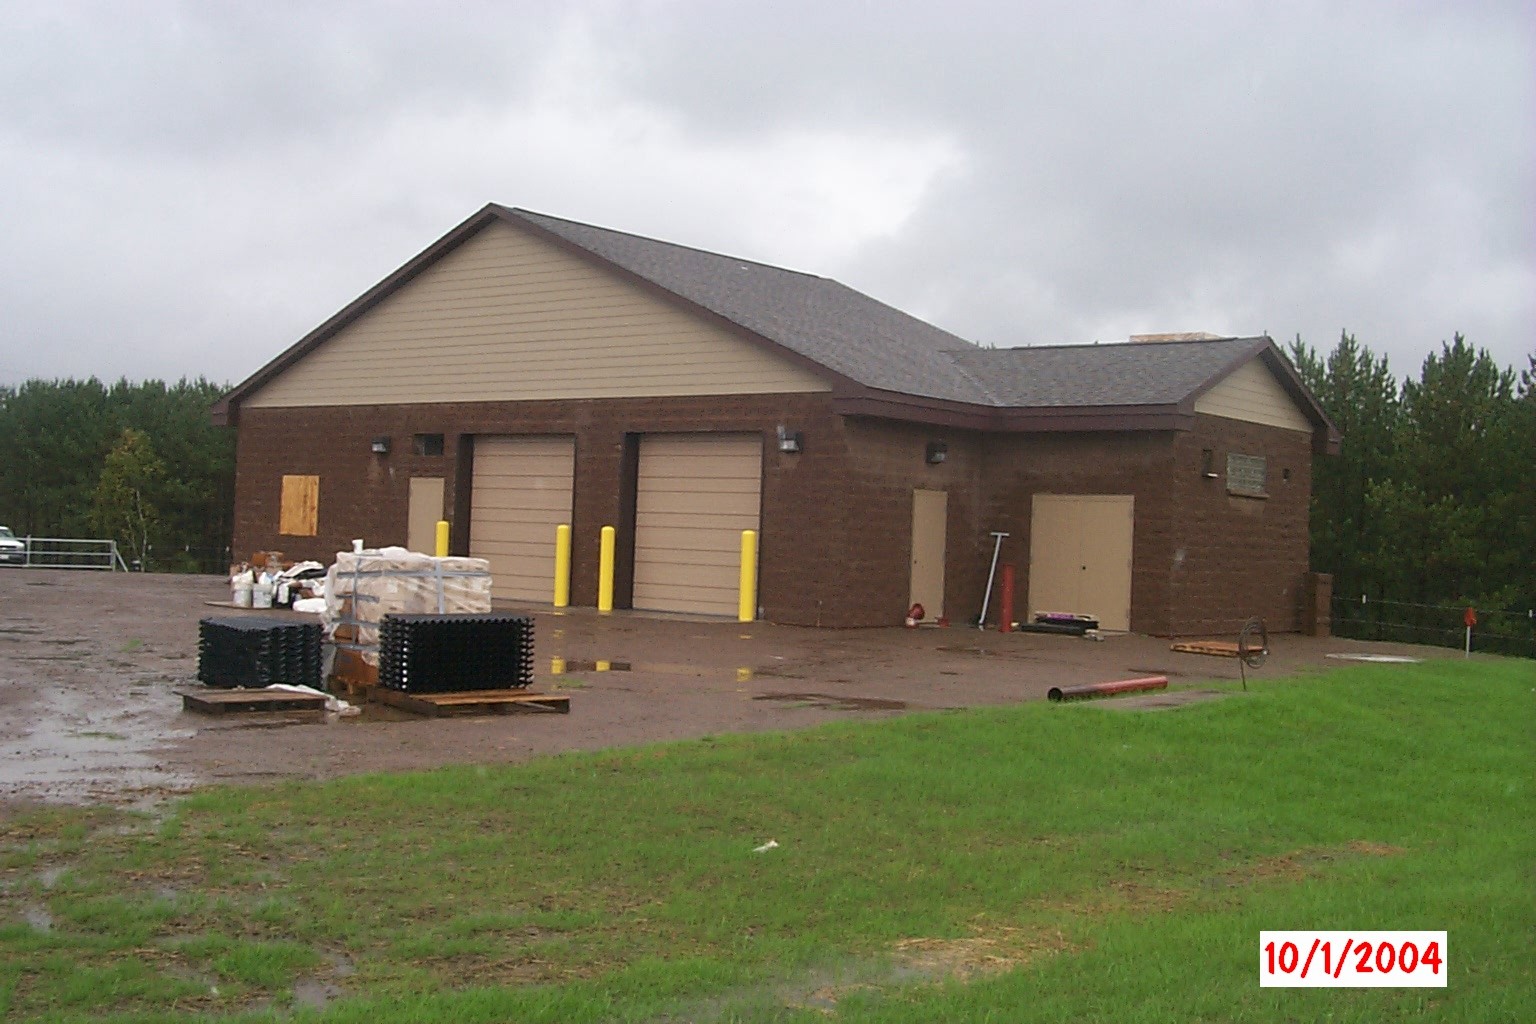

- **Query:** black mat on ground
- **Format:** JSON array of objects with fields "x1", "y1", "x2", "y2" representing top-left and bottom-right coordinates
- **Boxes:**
[
  {"x1": 378, "y1": 613, "x2": 535, "y2": 693},
  {"x1": 197, "y1": 616, "x2": 323, "y2": 689}
]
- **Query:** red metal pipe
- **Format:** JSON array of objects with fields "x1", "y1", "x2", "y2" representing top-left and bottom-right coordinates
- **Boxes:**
[
  {"x1": 1048, "y1": 675, "x2": 1168, "y2": 703},
  {"x1": 998, "y1": 564, "x2": 1015, "y2": 633}
]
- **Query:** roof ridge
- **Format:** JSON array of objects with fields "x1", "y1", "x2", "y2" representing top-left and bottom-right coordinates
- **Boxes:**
[
  {"x1": 942, "y1": 350, "x2": 1006, "y2": 405},
  {"x1": 973, "y1": 336, "x2": 1258, "y2": 354},
  {"x1": 503, "y1": 206, "x2": 827, "y2": 282}
]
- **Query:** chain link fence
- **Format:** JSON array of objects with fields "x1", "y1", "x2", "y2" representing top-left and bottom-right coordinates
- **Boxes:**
[{"x1": 1331, "y1": 596, "x2": 1535, "y2": 659}]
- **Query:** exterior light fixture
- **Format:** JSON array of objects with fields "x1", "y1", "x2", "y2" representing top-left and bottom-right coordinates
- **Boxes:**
[
  {"x1": 776, "y1": 426, "x2": 804, "y2": 453},
  {"x1": 925, "y1": 441, "x2": 948, "y2": 464},
  {"x1": 371, "y1": 435, "x2": 392, "y2": 454}
]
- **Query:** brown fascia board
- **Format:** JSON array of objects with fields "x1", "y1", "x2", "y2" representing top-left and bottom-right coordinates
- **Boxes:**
[
  {"x1": 211, "y1": 204, "x2": 511, "y2": 428},
  {"x1": 493, "y1": 207, "x2": 855, "y2": 394},
  {"x1": 1181, "y1": 336, "x2": 1342, "y2": 456},
  {"x1": 1256, "y1": 345, "x2": 1343, "y2": 454},
  {"x1": 830, "y1": 388, "x2": 999, "y2": 430},
  {"x1": 831, "y1": 387, "x2": 1194, "y2": 433}
]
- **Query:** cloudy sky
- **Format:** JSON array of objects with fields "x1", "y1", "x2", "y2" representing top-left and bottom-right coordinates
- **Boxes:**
[{"x1": 2, "y1": 1, "x2": 1531, "y2": 391}]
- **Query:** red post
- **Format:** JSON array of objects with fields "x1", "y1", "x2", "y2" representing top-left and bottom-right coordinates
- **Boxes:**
[{"x1": 998, "y1": 563, "x2": 1015, "y2": 632}]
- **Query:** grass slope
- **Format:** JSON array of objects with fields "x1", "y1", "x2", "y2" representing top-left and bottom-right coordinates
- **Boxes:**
[{"x1": 1, "y1": 659, "x2": 1532, "y2": 1022}]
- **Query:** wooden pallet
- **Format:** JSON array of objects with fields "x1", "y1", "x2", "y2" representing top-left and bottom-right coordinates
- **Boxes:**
[
  {"x1": 178, "y1": 688, "x2": 329, "y2": 714},
  {"x1": 370, "y1": 687, "x2": 570, "y2": 717},
  {"x1": 1169, "y1": 640, "x2": 1244, "y2": 658}
]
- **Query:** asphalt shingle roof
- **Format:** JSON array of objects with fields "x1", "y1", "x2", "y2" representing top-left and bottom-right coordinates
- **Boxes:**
[
  {"x1": 505, "y1": 207, "x2": 992, "y2": 404},
  {"x1": 219, "y1": 203, "x2": 1322, "y2": 434},
  {"x1": 950, "y1": 337, "x2": 1266, "y2": 408},
  {"x1": 506, "y1": 208, "x2": 1280, "y2": 413}
]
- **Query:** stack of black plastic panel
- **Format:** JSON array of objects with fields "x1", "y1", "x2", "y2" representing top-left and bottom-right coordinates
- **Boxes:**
[
  {"x1": 378, "y1": 613, "x2": 535, "y2": 693},
  {"x1": 197, "y1": 616, "x2": 323, "y2": 689}
]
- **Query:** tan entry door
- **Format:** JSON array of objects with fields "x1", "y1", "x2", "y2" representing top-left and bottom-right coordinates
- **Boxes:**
[
  {"x1": 470, "y1": 436, "x2": 575, "y2": 602},
  {"x1": 634, "y1": 434, "x2": 762, "y2": 616},
  {"x1": 407, "y1": 477, "x2": 444, "y2": 553},
  {"x1": 909, "y1": 489, "x2": 947, "y2": 620},
  {"x1": 1027, "y1": 494, "x2": 1134, "y2": 632}
]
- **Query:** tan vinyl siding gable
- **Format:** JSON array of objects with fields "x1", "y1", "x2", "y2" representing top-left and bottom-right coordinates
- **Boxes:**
[
  {"x1": 245, "y1": 221, "x2": 831, "y2": 408},
  {"x1": 1193, "y1": 357, "x2": 1312, "y2": 432}
]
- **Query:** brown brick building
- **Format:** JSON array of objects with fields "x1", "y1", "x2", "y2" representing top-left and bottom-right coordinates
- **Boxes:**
[{"x1": 214, "y1": 205, "x2": 1338, "y2": 634}]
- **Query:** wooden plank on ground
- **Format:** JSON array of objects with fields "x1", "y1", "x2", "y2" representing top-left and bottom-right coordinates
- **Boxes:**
[
  {"x1": 179, "y1": 688, "x2": 329, "y2": 714},
  {"x1": 371, "y1": 687, "x2": 570, "y2": 717},
  {"x1": 1169, "y1": 641, "x2": 1242, "y2": 658}
]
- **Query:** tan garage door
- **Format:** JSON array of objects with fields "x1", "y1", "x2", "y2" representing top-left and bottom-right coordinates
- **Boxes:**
[
  {"x1": 470, "y1": 436, "x2": 575, "y2": 602},
  {"x1": 1027, "y1": 494, "x2": 1134, "y2": 632},
  {"x1": 634, "y1": 434, "x2": 762, "y2": 616}
]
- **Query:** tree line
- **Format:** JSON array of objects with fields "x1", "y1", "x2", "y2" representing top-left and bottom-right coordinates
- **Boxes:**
[
  {"x1": 1289, "y1": 332, "x2": 1535, "y2": 648},
  {"x1": 0, "y1": 378, "x2": 235, "y2": 571}
]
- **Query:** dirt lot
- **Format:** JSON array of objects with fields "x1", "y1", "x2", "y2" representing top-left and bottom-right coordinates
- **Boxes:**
[{"x1": 0, "y1": 569, "x2": 1448, "y2": 807}]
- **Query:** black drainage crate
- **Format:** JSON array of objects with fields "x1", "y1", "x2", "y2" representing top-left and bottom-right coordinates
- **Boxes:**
[
  {"x1": 198, "y1": 616, "x2": 323, "y2": 689},
  {"x1": 378, "y1": 613, "x2": 535, "y2": 693}
]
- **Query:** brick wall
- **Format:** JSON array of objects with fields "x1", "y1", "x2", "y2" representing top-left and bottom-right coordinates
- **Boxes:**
[
  {"x1": 835, "y1": 419, "x2": 988, "y2": 625},
  {"x1": 235, "y1": 395, "x2": 890, "y2": 627},
  {"x1": 232, "y1": 403, "x2": 1315, "y2": 633},
  {"x1": 1166, "y1": 416, "x2": 1314, "y2": 635},
  {"x1": 980, "y1": 431, "x2": 1180, "y2": 634}
]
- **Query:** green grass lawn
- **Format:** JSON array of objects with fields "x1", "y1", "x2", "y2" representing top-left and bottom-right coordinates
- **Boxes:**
[{"x1": 2, "y1": 658, "x2": 1532, "y2": 1022}]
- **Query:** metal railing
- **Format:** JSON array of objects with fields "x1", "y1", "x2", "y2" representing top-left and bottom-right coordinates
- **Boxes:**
[
  {"x1": 13, "y1": 536, "x2": 130, "y2": 571},
  {"x1": 1331, "y1": 596, "x2": 1535, "y2": 659}
]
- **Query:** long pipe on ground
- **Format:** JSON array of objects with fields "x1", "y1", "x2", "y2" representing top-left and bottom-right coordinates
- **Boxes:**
[{"x1": 1048, "y1": 676, "x2": 1168, "y2": 703}]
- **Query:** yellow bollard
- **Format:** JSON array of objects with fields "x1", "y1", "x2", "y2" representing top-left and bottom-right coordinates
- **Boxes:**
[
  {"x1": 553, "y1": 524, "x2": 571, "y2": 607},
  {"x1": 738, "y1": 529, "x2": 758, "y2": 622},
  {"x1": 434, "y1": 520, "x2": 449, "y2": 558},
  {"x1": 598, "y1": 525, "x2": 616, "y2": 613}
]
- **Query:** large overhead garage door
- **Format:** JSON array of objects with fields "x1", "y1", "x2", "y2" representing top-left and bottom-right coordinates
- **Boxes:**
[
  {"x1": 1027, "y1": 494, "x2": 1134, "y2": 632},
  {"x1": 470, "y1": 436, "x2": 575, "y2": 602},
  {"x1": 634, "y1": 434, "x2": 762, "y2": 616}
]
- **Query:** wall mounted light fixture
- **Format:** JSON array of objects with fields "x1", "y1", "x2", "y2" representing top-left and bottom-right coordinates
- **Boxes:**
[
  {"x1": 371, "y1": 435, "x2": 392, "y2": 455},
  {"x1": 925, "y1": 441, "x2": 948, "y2": 464},
  {"x1": 1200, "y1": 448, "x2": 1218, "y2": 478},
  {"x1": 776, "y1": 426, "x2": 804, "y2": 453}
]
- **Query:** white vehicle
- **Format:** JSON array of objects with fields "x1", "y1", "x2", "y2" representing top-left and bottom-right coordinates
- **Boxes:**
[{"x1": 0, "y1": 526, "x2": 25, "y2": 565}]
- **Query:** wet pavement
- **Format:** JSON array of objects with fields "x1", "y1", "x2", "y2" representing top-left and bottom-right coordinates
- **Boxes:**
[{"x1": 0, "y1": 569, "x2": 1456, "y2": 807}]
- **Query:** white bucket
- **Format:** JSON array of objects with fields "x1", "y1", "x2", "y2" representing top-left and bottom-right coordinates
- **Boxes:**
[
  {"x1": 252, "y1": 581, "x2": 274, "y2": 609},
  {"x1": 232, "y1": 580, "x2": 253, "y2": 607}
]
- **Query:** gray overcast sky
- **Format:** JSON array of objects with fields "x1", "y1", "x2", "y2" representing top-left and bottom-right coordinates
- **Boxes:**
[{"x1": 2, "y1": 1, "x2": 1531, "y2": 390}]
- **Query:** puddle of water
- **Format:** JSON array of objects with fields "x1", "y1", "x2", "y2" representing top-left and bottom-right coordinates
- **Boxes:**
[
  {"x1": 753, "y1": 692, "x2": 908, "y2": 712},
  {"x1": 292, "y1": 977, "x2": 344, "y2": 1009},
  {"x1": 549, "y1": 658, "x2": 756, "y2": 681},
  {"x1": 325, "y1": 951, "x2": 357, "y2": 977},
  {"x1": 336, "y1": 704, "x2": 419, "y2": 724},
  {"x1": 552, "y1": 658, "x2": 632, "y2": 673},
  {"x1": 24, "y1": 905, "x2": 53, "y2": 932},
  {"x1": 0, "y1": 685, "x2": 199, "y2": 804},
  {"x1": 39, "y1": 865, "x2": 68, "y2": 889}
]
